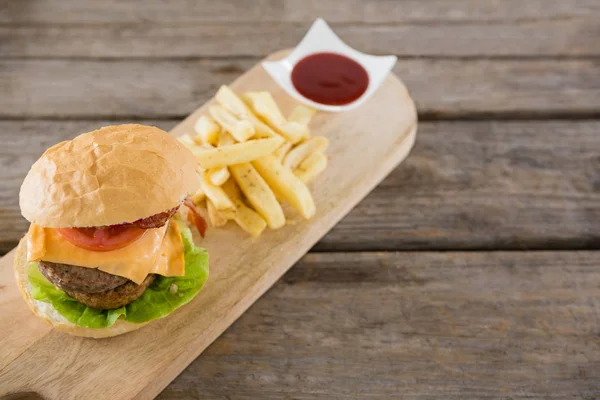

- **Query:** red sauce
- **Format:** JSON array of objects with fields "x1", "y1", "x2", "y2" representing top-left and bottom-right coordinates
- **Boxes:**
[{"x1": 291, "y1": 52, "x2": 369, "y2": 106}]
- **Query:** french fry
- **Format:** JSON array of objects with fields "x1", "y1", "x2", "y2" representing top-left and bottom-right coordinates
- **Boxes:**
[
  {"x1": 243, "y1": 92, "x2": 308, "y2": 143},
  {"x1": 200, "y1": 171, "x2": 234, "y2": 210},
  {"x1": 186, "y1": 146, "x2": 209, "y2": 160},
  {"x1": 273, "y1": 142, "x2": 293, "y2": 162},
  {"x1": 222, "y1": 179, "x2": 267, "y2": 237},
  {"x1": 216, "y1": 85, "x2": 281, "y2": 140},
  {"x1": 194, "y1": 115, "x2": 220, "y2": 145},
  {"x1": 178, "y1": 134, "x2": 200, "y2": 148},
  {"x1": 216, "y1": 85, "x2": 253, "y2": 120},
  {"x1": 190, "y1": 186, "x2": 206, "y2": 204},
  {"x1": 209, "y1": 105, "x2": 255, "y2": 142},
  {"x1": 281, "y1": 121, "x2": 310, "y2": 143},
  {"x1": 218, "y1": 130, "x2": 235, "y2": 146},
  {"x1": 248, "y1": 112, "x2": 279, "y2": 139},
  {"x1": 208, "y1": 167, "x2": 230, "y2": 186},
  {"x1": 215, "y1": 91, "x2": 280, "y2": 139},
  {"x1": 252, "y1": 155, "x2": 316, "y2": 219},
  {"x1": 243, "y1": 92, "x2": 286, "y2": 125},
  {"x1": 230, "y1": 163, "x2": 285, "y2": 229},
  {"x1": 288, "y1": 105, "x2": 316, "y2": 126},
  {"x1": 207, "y1": 199, "x2": 232, "y2": 227},
  {"x1": 183, "y1": 86, "x2": 326, "y2": 237},
  {"x1": 233, "y1": 202, "x2": 268, "y2": 237},
  {"x1": 283, "y1": 136, "x2": 329, "y2": 170},
  {"x1": 194, "y1": 137, "x2": 283, "y2": 169},
  {"x1": 294, "y1": 151, "x2": 328, "y2": 184}
]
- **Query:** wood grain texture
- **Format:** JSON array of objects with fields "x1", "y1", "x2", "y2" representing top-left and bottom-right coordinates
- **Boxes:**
[
  {"x1": 3, "y1": 0, "x2": 599, "y2": 23},
  {"x1": 1, "y1": 1, "x2": 599, "y2": 397},
  {"x1": 4, "y1": 20, "x2": 600, "y2": 58},
  {"x1": 157, "y1": 251, "x2": 600, "y2": 399},
  {"x1": 323, "y1": 120, "x2": 600, "y2": 251},
  {"x1": 2, "y1": 120, "x2": 599, "y2": 254},
  {"x1": 1, "y1": 58, "x2": 600, "y2": 119},
  {"x1": 0, "y1": 51, "x2": 417, "y2": 400}
]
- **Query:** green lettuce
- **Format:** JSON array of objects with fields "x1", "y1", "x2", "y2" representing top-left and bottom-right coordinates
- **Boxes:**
[{"x1": 27, "y1": 221, "x2": 209, "y2": 329}]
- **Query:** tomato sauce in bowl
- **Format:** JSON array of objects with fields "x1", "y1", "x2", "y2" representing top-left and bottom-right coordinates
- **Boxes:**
[
  {"x1": 261, "y1": 18, "x2": 397, "y2": 112},
  {"x1": 291, "y1": 52, "x2": 369, "y2": 106}
]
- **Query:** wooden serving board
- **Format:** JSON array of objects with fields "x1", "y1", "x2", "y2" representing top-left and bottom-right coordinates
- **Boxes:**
[{"x1": 0, "y1": 50, "x2": 417, "y2": 400}]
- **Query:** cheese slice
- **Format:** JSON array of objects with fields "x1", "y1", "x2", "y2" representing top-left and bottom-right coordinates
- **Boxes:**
[
  {"x1": 27, "y1": 222, "x2": 185, "y2": 284},
  {"x1": 150, "y1": 221, "x2": 185, "y2": 277}
]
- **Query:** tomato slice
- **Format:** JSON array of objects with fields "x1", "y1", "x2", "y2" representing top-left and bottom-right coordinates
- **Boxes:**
[{"x1": 56, "y1": 225, "x2": 146, "y2": 252}]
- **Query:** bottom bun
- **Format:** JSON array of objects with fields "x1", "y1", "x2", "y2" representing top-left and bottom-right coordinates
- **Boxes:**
[{"x1": 14, "y1": 237, "x2": 148, "y2": 338}]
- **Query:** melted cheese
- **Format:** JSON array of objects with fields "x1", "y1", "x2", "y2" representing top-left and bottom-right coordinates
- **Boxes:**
[
  {"x1": 150, "y1": 221, "x2": 185, "y2": 277},
  {"x1": 27, "y1": 222, "x2": 185, "y2": 284}
]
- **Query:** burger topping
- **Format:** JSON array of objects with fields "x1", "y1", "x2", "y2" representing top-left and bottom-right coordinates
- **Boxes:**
[
  {"x1": 53, "y1": 206, "x2": 182, "y2": 253},
  {"x1": 119, "y1": 205, "x2": 180, "y2": 230},
  {"x1": 39, "y1": 261, "x2": 129, "y2": 294},
  {"x1": 55, "y1": 225, "x2": 146, "y2": 252},
  {"x1": 184, "y1": 197, "x2": 208, "y2": 238},
  {"x1": 64, "y1": 273, "x2": 156, "y2": 310},
  {"x1": 27, "y1": 222, "x2": 185, "y2": 284}
]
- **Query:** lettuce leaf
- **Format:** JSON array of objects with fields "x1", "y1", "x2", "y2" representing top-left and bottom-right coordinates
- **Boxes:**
[{"x1": 27, "y1": 221, "x2": 209, "y2": 329}]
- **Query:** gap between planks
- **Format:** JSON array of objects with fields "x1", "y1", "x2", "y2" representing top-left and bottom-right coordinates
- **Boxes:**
[{"x1": 3, "y1": 114, "x2": 600, "y2": 122}]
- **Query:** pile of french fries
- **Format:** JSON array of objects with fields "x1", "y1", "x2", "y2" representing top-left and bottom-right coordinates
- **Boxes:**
[{"x1": 179, "y1": 85, "x2": 328, "y2": 237}]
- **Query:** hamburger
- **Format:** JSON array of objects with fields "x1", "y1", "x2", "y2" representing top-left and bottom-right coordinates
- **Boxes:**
[{"x1": 14, "y1": 124, "x2": 209, "y2": 338}]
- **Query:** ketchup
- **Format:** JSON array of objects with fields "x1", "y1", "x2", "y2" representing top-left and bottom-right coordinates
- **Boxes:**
[{"x1": 291, "y1": 52, "x2": 369, "y2": 106}]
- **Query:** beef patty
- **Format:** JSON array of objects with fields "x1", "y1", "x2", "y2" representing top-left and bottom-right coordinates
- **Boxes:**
[
  {"x1": 39, "y1": 261, "x2": 155, "y2": 309},
  {"x1": 39, "y1": 261, "x2": 128, "y2": 293},
  {"x1": 65, "y1": 274, "x2": 155, "y2": 310}
]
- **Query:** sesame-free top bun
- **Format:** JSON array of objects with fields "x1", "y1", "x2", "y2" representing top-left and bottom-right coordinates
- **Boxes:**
[
  {"x1": 20, "y1": 124, "x2": 199, "y2": 228},
  {"x1": 14, "y1": 238, "x2": 147, "y2": 338}
]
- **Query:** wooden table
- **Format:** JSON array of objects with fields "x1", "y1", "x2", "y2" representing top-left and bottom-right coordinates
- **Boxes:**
[{"x1": 2, "y1": 1, "x2": 599, "y2": 398}]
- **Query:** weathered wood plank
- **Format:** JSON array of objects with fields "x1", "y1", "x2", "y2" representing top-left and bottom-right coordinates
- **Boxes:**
[
  {"x1": 322, "y1": 120, "x2": 600, "y2": 252},
  {"x1": 157, "y1": 251, "x2": 600, "y2": 399},
  {"x1": 3, "y1": 0, "x2": 599, "y2": 23},
  {"x1": 1, "y1": 59, "x2": 599, "y2": 118},
  {"x1": 2, "y1": 120, "x2": 598, "y2": 254},
  {"x1": 3, "y1": 19, "x2": 600, "y2": 58}
]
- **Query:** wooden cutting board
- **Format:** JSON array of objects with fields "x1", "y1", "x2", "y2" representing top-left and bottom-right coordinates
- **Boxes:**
[{"x1": 0, "y1": 50, "x2": 417, "y2": 400}]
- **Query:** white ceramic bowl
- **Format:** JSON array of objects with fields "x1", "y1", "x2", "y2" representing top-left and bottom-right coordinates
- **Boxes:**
[{"x1": 262, "y1": 18, "x2": 397, "y2": 112}]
